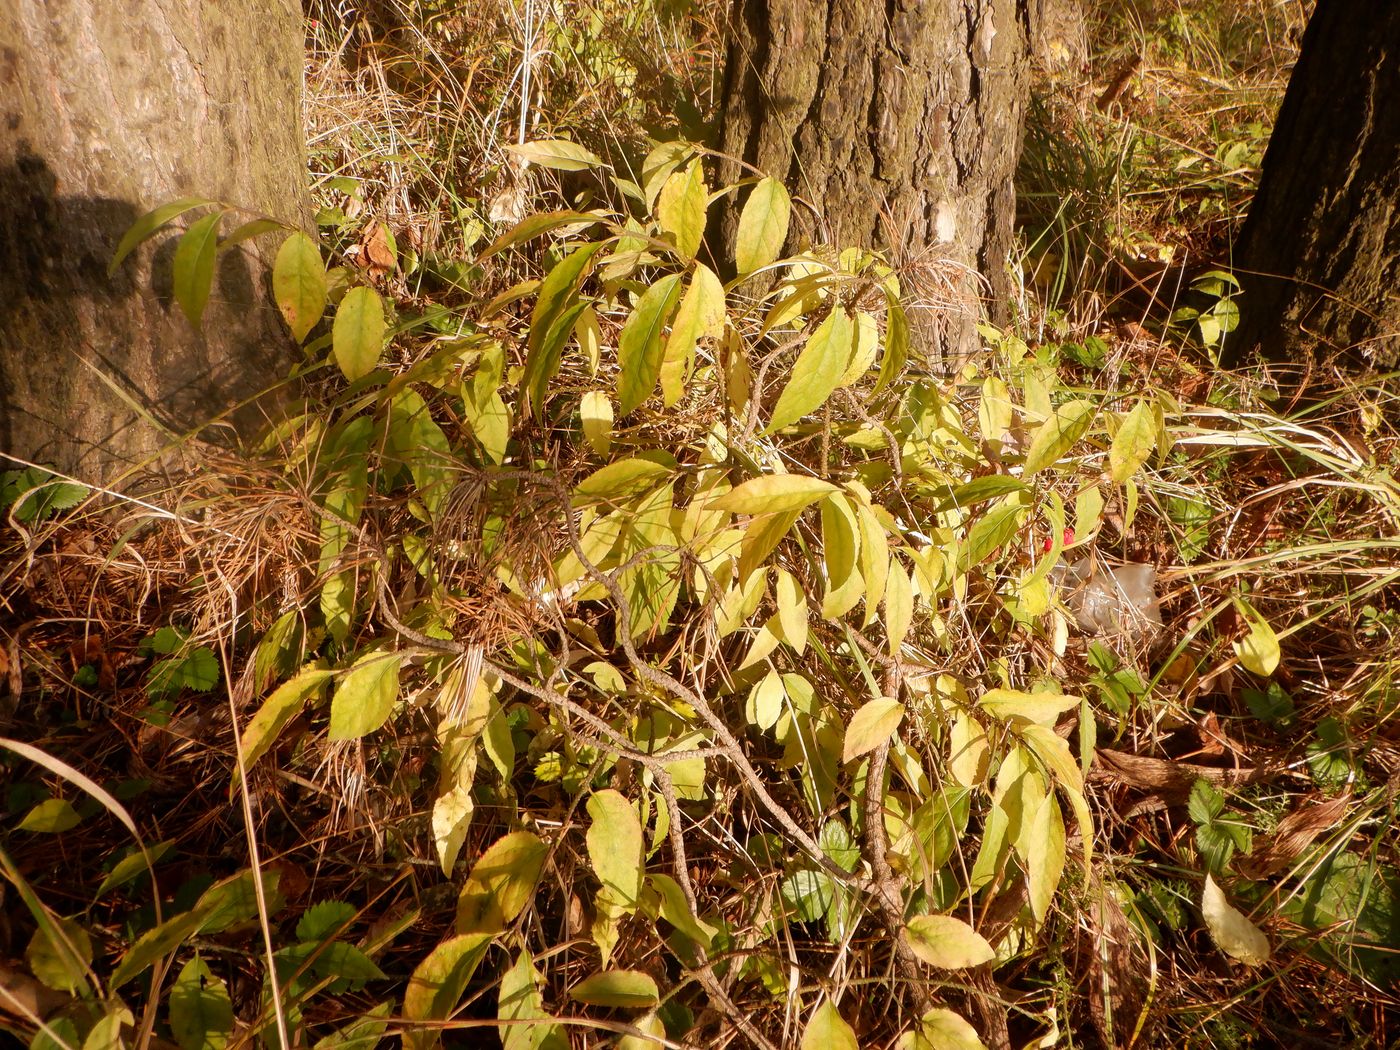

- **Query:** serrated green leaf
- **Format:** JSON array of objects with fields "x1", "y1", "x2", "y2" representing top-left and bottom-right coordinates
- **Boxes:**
[
  {"x1": 328, "y1": 650, "x2": 402, "y2": 740},
  {"x1": 904, "y1": 914, "x2": 995, "y2": 969},
  {"x1": 273, "y1": 231, "x2": 327, "y2": 342},
  {"x1": 617, "y1": 274, "x2": 684, "y2": 414},
  {"x1": 173, "y1": 210, "x2": 222, "y2": 327},
  {"x1": 333, "y1": 286, "x2": 386, "y2": 381},
  {"x1": 296, "y1": 900, "x2": 357, "y2": 943},
  {"x1": 1024, "y1": 398, "x2": 1095, "y2": 476},
  {"x1": 735, "y1": 177, "x2": 790, "y2": 274},
  {"x1": 765, "y1": 308, "x2": 854, "y2": 434},
  {"x1": 25, "y1": 915, "x2": 92, "y2": 993},
  {"x1": 504, "y1": 139, "x2": 604, "y2": 171},
  {"x1": 569, "y1": 970, "x2": 659, "y2": 1008}
]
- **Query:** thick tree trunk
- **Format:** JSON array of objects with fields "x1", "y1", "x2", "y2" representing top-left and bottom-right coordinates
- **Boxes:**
[
  {"x1": 715, "y1": 0, "x2": 1032, "y2": 369},
  {"x1": 0, "y1": 0, "x2": 308, "y2": 478},
  {"x1": 1224, "y1": 0, "x2": 1400, "y2": 370}
]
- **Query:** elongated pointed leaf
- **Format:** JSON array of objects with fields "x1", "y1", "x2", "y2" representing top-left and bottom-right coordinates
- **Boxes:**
[
  {"x1": 456, "y1": 831, "x2": 549, "y2": 934},
  {"x1": 404, "y1": 933, "x2": 493, "y2": 1049},
  {"x1": 569, "y1": 970, "x2": 659, "y2": 1008},
  {"x1": 656, "y1": 160, "x2": 708, "y2": 260},
  {"x1": 735, "y1": 177, "x2": 791, "y2": 274},
  {"x1": 109, "y1": 197, "x2": 216, "y2": 275},
  {"x1": 715, "y1": 475, "x2": 837, "y2": 516},
  {"x1": 173, "y1": 211, "x2": 222, "y2": 327},
  {"x1": 1109, "y1": 400, "x2": 1158, "y2": 483},
  {"x1": 586, "y1": 790, "x2": 644, "y2": 911},
  {"x1": 1202, "y1": 874, "x2": 1270, "y2": 965},
  {"x1": 505, "y1": 139, "x2": 604, "y2": 171},
  {"x1": 765, "y1": 308, "x2": 854, "y2": 434},
  {"x1": 842, "y1": 697, "x2": 905, "y2": 763},
  {"x1": 616, "y1": 274, "x2": 683, "y2": 414},
  {"x1": 1024, "y1": 399, "x2": 1095, "y2": 476},
  {"x1": 660, "y1": 263, "x2": 725, "y2": 406}
]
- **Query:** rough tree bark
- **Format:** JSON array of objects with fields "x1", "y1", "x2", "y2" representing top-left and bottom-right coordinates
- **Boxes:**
[
  {"x1": 715, "y1": 0, "x2": 1032, "y2": 368},
  {"x1": 0, "y1": 0, "x2": 308, "y2": 478},
  {"x1": 1223, "y1": 0, "x2": 1400, "y2": 370}
]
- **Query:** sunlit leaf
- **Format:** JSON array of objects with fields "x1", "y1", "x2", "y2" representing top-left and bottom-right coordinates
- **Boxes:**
[
  {"x1": 170, "y1": 956, "x2": 233, "y2": 1050},
  {"x1": 617, "y1": 274, "x2": 684, "y2": 414},
  {"x1": 977, "y1": 688, "x2": 1080, "y2": 726},
  {"x1": 1024, "y1": 398, "x2": 1095, "y2": 476},
  {"x1": 801, "y1": 1000, "x2": 857, "y2": 1050},
  {"x1": 843, "y1": 697, "x2": 905, "y2": 763},
  {"x1": 581, "y1": 390, "x2": 613, "y2": 456},
  {"x1": 660, "y1": 263, "x2": 725, "y2": 406},
  {"x1": 1201, "y1": 873, "x2": 1271, "y2": 966},
  {"x1": 715, "y1": 475, "x2": 837, "y2": 516},
  {"x1": 403, "y1": 933, "x2": 493, "y2": 1049},
  {"x1": 586, "y1": 790, "x2": 644, "y2": 911},
  {"x1": 18, "y1": 798, "x2": 82, "y2": 833},
  {"x1": 273, "y1": 231, "x2": 327, "y2": 343},
  {"x1": 656, "y1": 160, "x2": 708, "y2": 260},
  {"x1": 432, "y1": 784, "x2": 475, "y2": 878},
  {"x1": 456, "y1": 831, "x2": 549, "y2": 934},
  {"x1": 904, "y1": 914, "x2": 995, "y2": 969},
  {"x1": 1233, "y1": 596, "x2": 1281, "y2": 676},
  {"x1": 734, "y1": 177, "x2": 790, "y2": 274},
  {"x1": 332, "y1": 286, "x2": 386, "y2": 381},
  {"x1": 109, "y1": 197, "x2": 216, "y2": 275},
  {"x1": 572, "y1": 457, "x2": 672, "y2": 506},
  {"x1": 328, "y1": 650, "x2": 402, "y2": 741},
  {"x1": 765, "y1": 308, "x2": 854, "y2": 434},
  {"x1": 568, "y1": 970, "x2": 659, "y2": 1008},
  {"x1": 504, "y1": 139, "x2": 605, "y2": 171},
  {"x1": 236, "y1": 666, "x2": 333, "y2": 777},
  {"x1": 1109, "y1": 399, "x2": 1158, "y2": 483}
]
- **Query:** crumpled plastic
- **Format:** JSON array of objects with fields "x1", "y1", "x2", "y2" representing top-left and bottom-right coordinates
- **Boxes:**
[{"x1": 1052, "y1": 559, "x2": 1162, "y2": 638}]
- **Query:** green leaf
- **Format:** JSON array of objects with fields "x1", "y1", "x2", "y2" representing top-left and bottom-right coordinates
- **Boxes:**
[
  {"x1": 313, "y1": 1004, "x2": 394, "y2": 1050},
  {"x1": 97, "y1": 839, "x2": 176, "y2": 896},
  {"x1": 1109, "y1": 400, "x2": 1158, "y2": 483},
  {"x1": 586, "y1": 789, "x2": 645, "y2": 911},
  {"x1": 715, "y1": 475, "x2": 837, "y2": 516},
  {"x1": 220, "y1": 217, "x2": 285, "y2": 249},
  {"x1": 25, "y1": 915, "x2": 92, "y2": 993},
  {"x1": 977, "y1": 689, "x2": 1080, "y2": 727},
  {"x1": 801, "y1": 1000, "x2": 857, "y2": 1050},
  {"x1": 1232, "y1": 596, "x2": 1281, "y2": 676},
  {"x1": 403, "y1": 933, "x2": 494, "y2": 1049},
  {"x1": 523, "y1": 242, "x2": 605, "y2": 416},
  {"x1": 644, "y1": 874, "x2": 718, "y2": 949},
  {"x1": 170, "y1": 956, "x2": 233, "y2": 1050},
  {"x1": 237, "y1": 666, "x2": 334, "y2": 776},
  {"x1": 1024, "y1": 398, "x2": 1095, "y2": 476},
  {"x1": 781, "y1": 868, "x2": 837, "y2": 922},
  {"x1": 617, "y1": 273, "x2": 684, "y2": 414},
  {"x1": 109, "y1": 197, "x2": 217, "y2": 275},
  {"x1": 333, "y1": 286, "x2": 387, "y2": 382},
  {"x1": 273, "y1": 231, "x2": 328, "y2": 343},
  {"x1": 386, "y1": 389, "x2": 454, "y2": 518},
  {"x1": 842, "y1": 697, "x2": 905, "y2": 763},
  {"x1": 872, "y1": 290, "x2": 908, "y2": 397},
  {"x1": 297, "y1": 900, "x2": 357, "y2": 943},
  {"x1": 568, "y1": 970, "x2": 659, "y2": 1008},
  {"x1": 173, "y1": 210, "x2": 223, "y2": 327},
  {"x1": 820, "y1": 493, "x2": 863, "y2": 619},
  {"x1": 1187, "y1": 779, "x2": 1225, "y2": 826},
  {"x1": 957, "y1": 499, "x2": 1025, "y2": 573},
  {"x1": 764, "y1": 308, "x2": 854, "y2": 434},
  {"x1": 477, "y1": 209, "x2": 604, "y2": 262},
  {"x1": 734, "y1": 177, "x2": 791, "y2": 274},
  {"x1": 656, "y1": 160, "x2": 708, "y2": 261},
  {"x1": 328, "y1": 650, "x2": 402, "y2": 741},
  {"x1": 498, "y1": 951, "x2": 563, "y2": 1050},
  {"x1": 456, "y1": 831, "x2": 549, "y2": 934},
  {"x1": 904, "y1": 914, "x2": 996, "y2": 969},
  {"x1": 18, "y1": 798, "x2": 82, "y2": 833},
  {"x1": 504, "y1": 139, "x2": 605, "y2": 171}
]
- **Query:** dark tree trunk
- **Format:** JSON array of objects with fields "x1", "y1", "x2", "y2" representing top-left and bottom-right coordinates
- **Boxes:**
[
  {"x1": 0, "y1": 0, "x2": 308, "y2": 478},
  {"x1": 715, "y1": 0, "x2": 1032, "y2": 369},
  {"x1": 1224, "y1": 0, "x2": 1400, "y2": 370}
]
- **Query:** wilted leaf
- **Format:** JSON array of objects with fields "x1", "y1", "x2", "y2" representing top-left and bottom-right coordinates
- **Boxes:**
[
  {"x1": 842, "y1": 697, "x2": 905, "y2": 763},
  {"x1": 734, "y1": 177, "x2": 791, "y2": 274},
  {"x1": 432, "y1": 784, "x2": 475, "y2": 878},
  {"x1": 1201, "y1": 874, "x2": 1270, "y2": 966},
  {"x1": 904, "y1": 914, "x2": 996, "y2": 969}
]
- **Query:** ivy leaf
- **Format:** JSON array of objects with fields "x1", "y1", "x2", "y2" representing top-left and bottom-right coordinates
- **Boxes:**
[
  {"x1": 904, "y1": 914, "x2": 996, "y2": 969},
  {"x1": 734, "y1": 177, "x2": 791, "y2": 274},
  {"x1": 332, "y1": 286, "x2": 386, "y2": 382}
]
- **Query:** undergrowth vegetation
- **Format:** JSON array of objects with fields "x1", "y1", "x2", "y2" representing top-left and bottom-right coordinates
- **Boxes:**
[{"x1": 3, "y1": 2, "x2": 1398, "y2": 1049}]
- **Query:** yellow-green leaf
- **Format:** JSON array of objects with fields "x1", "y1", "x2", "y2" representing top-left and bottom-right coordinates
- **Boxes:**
[
  {"x1": 586, "y1": 789, "x2": 645, "y2": 911},
  {"x1": 273, "y1": 231, "x2": 327, "y2": 343},
  {"x1": 765, "y1": 308, "x2": 854, "y2": 434},
  {"x1": 904, "y1": 914, "x2": 995, "y2": 969},
  {"x1": 332, "y1": 286, "x2": 386, "y2": 382},
  {"x1": 774, "y1": 569, "x2": 809, "y2": 653},
  {"x1": 1025, "y1": 792, "x2": 1067, "y2": 926},
  {"x1": 25, "y1": 916, "x2": 92, "y2": 993},
  {"x1": 734, "y1": 177, "x2": 791, "y2": 274},
  {"x1": 820, "y1": 493, "x2": 864, "y2": 620},
  {"x1": 504, "y1": 139, "x2": 604, "y2": 171},
  {"x1": 801, "y1": 1000, "x2": 858, "y2": 1050},
  {"x1": 170, "y1": 956, "x2": 233, "y2": 1050},
  {"x1": 746, "y1": 669, "x2": 786, "y2": 731},
  {"x1": 237, "y1": 666, "x2": 334, "y2": 777},
  {"x1": 432, "y1": 784, "x2": 475, "y2": 878},
  {"x1": 173, "y1": 210, "x2": 222, "y2": 328},
  {"x1": 617, "y1": 274, "x2": 684, "y2": 414},
  {"x1": 1201, "y1": 874, "x2": 1271, "y2": 966},
  {"x1": 948, "y1": 709, "x2": 990, "y2": 788},
  {"x1": 885, "y1": 556, "x2": 914, "y2": 656},
  {"x1": 910, "y1": 1009, "x2": 989, "y2": 1050},
  {"x1": 109, "y1": 197, "x2": 216, "y2": 275},
  {"x1": 456, "y1": 831, "x2": 549, "y2": 934},
  {"x1": 1232, "y1": 597, "x2": 1281, "y2": 676},
  {"x1": 660, "y1": 263, "x2": 725, "y2": 406},
  {"x1": 977, "y1": 688, "x2": 1080, "y2": 726},
  {"x1": 843, "y1": 697, "x2": 905, "y2": 763},
  {"x1": 404, "y1": 933, "x2": 493, "y2": 1049},
  {"x1": 715, "y1": 475, "x2": 837, "y2": 516},
  {"x1": 1024, "y1": 398, "x2": 1095, "y2": 476},
  {"x1": 569, "y1": 970, "x2": 659, "y2": 1008},
  {"x1": 656, "y1": 160, "x2": 708, "y2": 260},
  {"x1": 18, "y1": 798, "x2": 82, "y2": 833},
  {"x1": 573, "y1": 458, "x2": 672, "y2": 506},
  {"x1": 328, "y1": 650, "x2": 402, "y2": 740},
  {"x1": 1109, "y1": 399, "x2": 1158, "y2": 483}
]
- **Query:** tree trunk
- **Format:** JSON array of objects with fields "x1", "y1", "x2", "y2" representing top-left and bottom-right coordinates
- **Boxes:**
[
  {"x1": 715, "y1": 0, "x2": 1032, "y2": 369},
  {"x1": 0, "y1": 0, "x2": 308, "y2": 479},
  {"x1": 1224, "y1": 0, "x2": 1400, "y2": 370}
]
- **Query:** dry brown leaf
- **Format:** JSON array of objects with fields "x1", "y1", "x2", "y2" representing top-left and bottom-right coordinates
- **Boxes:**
[{"x1": 1238, "y1": 793, "x2": 1350, "y2": 879}]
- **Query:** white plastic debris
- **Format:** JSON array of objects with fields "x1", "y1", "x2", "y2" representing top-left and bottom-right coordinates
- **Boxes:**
[{"x1": 1052, "y1": 559, "x2": 1162, "y2": 638}]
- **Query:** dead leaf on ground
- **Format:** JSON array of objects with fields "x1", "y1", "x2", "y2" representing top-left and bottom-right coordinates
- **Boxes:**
[{"x1": 1237, "y1": 793, "x2": 1351, "y2": 879}]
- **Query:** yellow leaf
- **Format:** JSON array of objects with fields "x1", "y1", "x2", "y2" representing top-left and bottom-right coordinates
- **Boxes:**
[
  {"x1": 842, "y1": 697, "x2": 905, "y2": 763},
  {"x1": 1109, "y1": 399, "x2": 1158, "y2": 483},
  {"x1": 977, "y1": 688, "x2": 1080, "y2": 726},
  {"x1": 1024, "y1": 398, "x2": 1095, "y2": 477},
  {"x1": 904, "y1": 914, "x2": 996, "y2": 969},
  {"x1": 580, "y1": 390, "x2": 613, "y2": 456},
  {"x1": 734, "y1": 176, "x2": 791, "y2": 274},
  {"x1": 765, "y1": 308, "x2": 854, "y2": 434},
  {"x1": 1232, "y1": 597, "x2": 1281, "y2": 676},
  {"x1": 774, "y1": 568, "x2": 809, "y2": 654},
  {"x1": 715, "y1": 475, "x2": 837, "y2": 516},
  {"x1": 885, "y1": 556, "x2": 914, "y2": 656},
  {"x1": 656, "y1": 160, "x2": 708, "y2": 261},
  {"x1": 1201, "y1": 874, "x2": 1271, "y2": 966},
  {"x1": 820, "y1": 493, "x2": 864, "y2": 620},
  {"x1": 801, "y1": 1000, "x2": 858, "y2": 1050},
  {"x1": 660, "y1": 263, "x2": 726, "y2": 405},
  {"x1": 948, "y1": 710, "x2": 990, "y2": 788}
]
